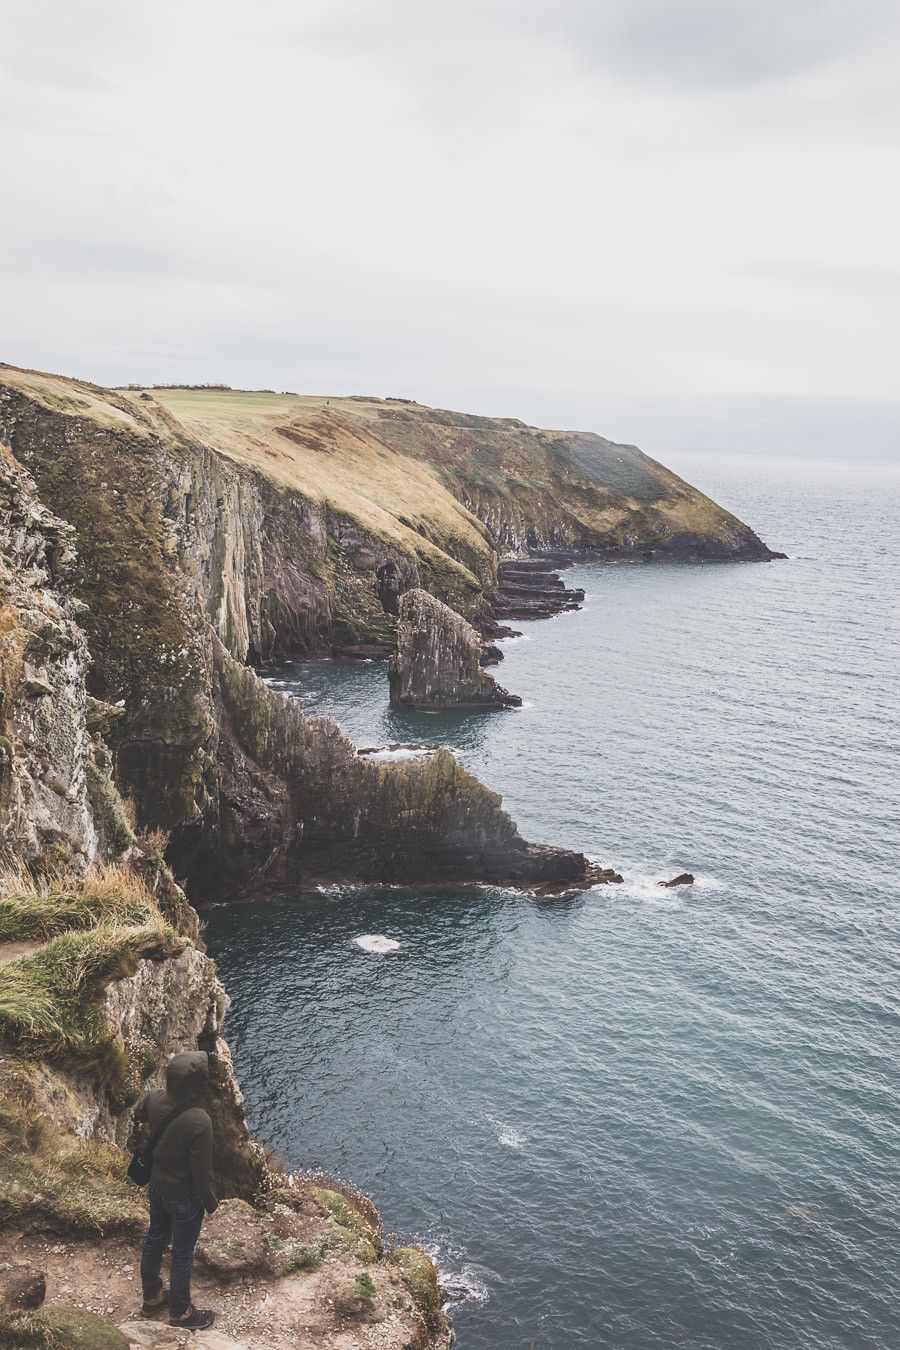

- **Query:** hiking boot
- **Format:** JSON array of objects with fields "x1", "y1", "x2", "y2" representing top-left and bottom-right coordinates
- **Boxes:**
[
  {"x1": 169, "y1": 1305, "x2": 216, "y2": 1330},
  {"x1": 140, "y1": 1285, "x2": 169, "y2": 1317}
]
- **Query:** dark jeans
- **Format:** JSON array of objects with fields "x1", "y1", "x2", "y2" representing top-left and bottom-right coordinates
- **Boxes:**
[{"x1": 140, "y1": 1186, "x2": 205, "y2": 1317}]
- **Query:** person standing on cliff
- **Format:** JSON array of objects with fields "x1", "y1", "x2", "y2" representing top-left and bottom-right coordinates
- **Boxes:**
[{"x1": 134, "y1": 1050, "x2": 219, "y2": 1331}]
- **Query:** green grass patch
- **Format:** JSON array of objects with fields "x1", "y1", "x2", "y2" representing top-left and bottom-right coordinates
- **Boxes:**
[
  {"x1": 0, "y1": 1305, "x2": 128, "y2": 1348},
  {"x1": 0, "y1": 865, "x2": 155, "y2": 944},
  {"x1": 0, "y1": 915, "x2": 180, "y2": 1101},
  {"x1": 308, "y1": 1186, "x2": 371, "y2": 1240},
  {"x1": 267, "y1": 1232, "x2": 335, "y2": 1274},
  {"x1": 84, "y1": 763, "x2": 136, "y2": 860},
  {"x1": 392, "y1": 1248, "x2": 445, "y2": 1336}
]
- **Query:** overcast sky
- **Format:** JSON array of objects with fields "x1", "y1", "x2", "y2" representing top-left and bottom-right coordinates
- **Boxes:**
[{"x1": 2, "y1": 0, "x2": 899, "y2": 458}]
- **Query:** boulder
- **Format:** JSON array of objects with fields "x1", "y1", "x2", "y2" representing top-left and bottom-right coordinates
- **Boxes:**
[
  {"x1": 658, "y1": 873, "x2": 695, "y2": 888},
  {"x1": 389, "y1": 589, "x2": 521, "y2": 710}
]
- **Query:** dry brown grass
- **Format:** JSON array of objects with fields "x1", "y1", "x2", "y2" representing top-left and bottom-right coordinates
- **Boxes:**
[{"x1": 138, "y1": 388, "x2": 490, "y2": 576}]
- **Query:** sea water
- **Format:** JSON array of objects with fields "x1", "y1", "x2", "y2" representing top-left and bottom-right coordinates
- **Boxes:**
[{"x1": 205, "y1": 455, "x2": 900, "y2": 1349}]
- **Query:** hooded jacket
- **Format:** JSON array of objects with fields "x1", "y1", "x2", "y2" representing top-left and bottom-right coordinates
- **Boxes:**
[{"x1": 134, "y1": 1051, "x2": 218, "y2": 1213}]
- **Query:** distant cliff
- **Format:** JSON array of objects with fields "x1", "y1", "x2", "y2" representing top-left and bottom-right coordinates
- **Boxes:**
[{"x1": 0, "y1": 365, "x2": 598, "y2": 899}]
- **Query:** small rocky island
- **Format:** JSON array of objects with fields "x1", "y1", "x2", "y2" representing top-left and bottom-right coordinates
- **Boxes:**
[{"x1": 390, "y1": 588, "x2": 522, "y2": 710}]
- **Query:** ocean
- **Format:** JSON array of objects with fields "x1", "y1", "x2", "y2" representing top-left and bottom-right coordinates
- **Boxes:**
[{"x1": 205, "y1": 454, "x2": 900, "y2": 1349}]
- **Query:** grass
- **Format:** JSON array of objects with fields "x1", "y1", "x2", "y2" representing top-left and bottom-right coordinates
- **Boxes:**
[
  {"x1": 391, "y1": 1248, "x2": 445, "y2": 1336},
  {"x1": 3, "y1": 363, "x2": 755, "y2": 589},
  {"x1": 0, "y1": 1306, "x2": 128, "y2": 1348},
  {"x1": 338, "y1": 1271, "x2": 377, "y2": 1318},
  {"x1": 130, "y1": 386, "x2": 491, "y2": 579},
  {"x1": 0, "y1": 921, "x2": 178, "y2": 1092},
  {"x1": 0, "y1": 864, "x2": 181, "y2": 1102},
  {"x1": 0, "y1": 863, "x2": 155, "y2": 943},
  {"x1": 0, "y1": 866, "x2": 188, "y2": 1233},
  {"x1": 0, "y1": 1063, "x2": 145, "y2": 1235},
  {"x1": 84, "y1": 763, "x2": 136, "y2": 860}
]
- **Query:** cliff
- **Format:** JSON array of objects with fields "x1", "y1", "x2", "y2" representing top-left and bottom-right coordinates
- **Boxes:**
[
  {"x1": 0, "y1": 365, "x2": 599, "y2": 899},
  {"x1": 0, "y1": 452, "x2": 451, "y2": 1347},
  {"x1": 390, "y1": 588, "x2": 522, "y2": 709}
]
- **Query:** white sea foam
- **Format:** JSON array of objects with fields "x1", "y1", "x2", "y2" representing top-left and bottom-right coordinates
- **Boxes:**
[
  {"x1": 487, "y1": 1112, "x2": 526, "y2": 1149},
  {"x1": 358, "y1": 746, "x2": 435, "y2": 762},
  {"x1": 603, "y1": 868, "x2": 729, "y2": 905},
  {"x1": 422, "y1": 1244, "x2": 490, "y2": 1308},
  {"x1": 352, "y1": 934, "x2": 401, "y2": 954}
]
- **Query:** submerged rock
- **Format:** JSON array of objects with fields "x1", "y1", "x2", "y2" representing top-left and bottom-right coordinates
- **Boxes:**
[
  {"x1": 658, "y1": 872, "x2": 695, "y2": 888},
  {"x1": 389, "y1": 589, "x2": 522, "y2": 710}
]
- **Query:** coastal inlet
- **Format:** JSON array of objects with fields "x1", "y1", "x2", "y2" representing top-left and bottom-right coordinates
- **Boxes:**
[{"x1": 208, "y1": 454, "x2": 900, "y2": 1350}]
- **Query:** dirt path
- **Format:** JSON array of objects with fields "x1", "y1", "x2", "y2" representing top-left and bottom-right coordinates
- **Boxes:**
[
  {"x1": 0, "y1": 1222, "x2": 443, "y2": 1349},
  {"x1": 0, "y1": 938, "x2": 44, "y2": 965}
]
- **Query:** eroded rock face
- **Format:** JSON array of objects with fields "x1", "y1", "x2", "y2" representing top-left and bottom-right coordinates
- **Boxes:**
[
  {"x1": 0, "y1": 382, "x2": 586, "y2": 897},
  {"x1": 0, "y1": 453, "x2": 98, "y2": 870},
  {"x1": 389, "y1": 589, "x2": 521, "y2": 710}
]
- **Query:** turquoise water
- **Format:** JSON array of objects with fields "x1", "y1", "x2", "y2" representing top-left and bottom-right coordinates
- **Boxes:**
[{"x1": 205, "y1": 456, "x2": 900, "y2": 1349}]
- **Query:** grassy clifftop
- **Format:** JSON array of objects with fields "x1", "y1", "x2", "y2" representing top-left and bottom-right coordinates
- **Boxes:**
[
  {"x1": 1, "y1": 365, "x2": 774, "y2": 574},
  {"x1": 142, "y1": 385, "x2": 773, "y2": 561}
]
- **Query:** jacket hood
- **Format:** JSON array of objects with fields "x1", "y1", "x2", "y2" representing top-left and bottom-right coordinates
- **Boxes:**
[{"x1": 165, "y1": 1050, "x2": 210, "y2": 1101}]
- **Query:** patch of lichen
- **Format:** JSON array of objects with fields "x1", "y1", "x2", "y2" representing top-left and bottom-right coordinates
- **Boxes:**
[
  {"x1": 415, "y1": 545, "x2": 485, "y2": 621},
  {"x1": 366, "y1": 750, "x2": 518, "y2": 849},
  {"x1": 0, "y1": 1062, "x2": 145, "y2": 1236},
  {"x1": 17, "y1": 426, "x2": 190, "y2": 706},
  {"x1": 4, "y1": 399, "x2": 216, "y2": 831},
  {"x1": 84, "y1": 762, "x2": 135, "y2": 860},
  {"x1": 318, "y1": 542, "x2": 396, "y2": 651}
]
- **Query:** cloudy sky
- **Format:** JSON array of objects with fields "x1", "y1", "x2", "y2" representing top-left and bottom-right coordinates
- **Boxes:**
[{"x1": 2, "y1": 0, "x2": 899, "y2": 457}]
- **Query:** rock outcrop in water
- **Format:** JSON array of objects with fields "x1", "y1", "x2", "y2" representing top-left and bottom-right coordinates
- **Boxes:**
[
  {"x1": 389, "y1": 588, "x2": 522, "y2": 710},
  {"x1": 658, "y1": 872, "x2": 695, "y2": 888},
  {"x1": 495, "y1": 557, "x2": 585, "y2": 621}
]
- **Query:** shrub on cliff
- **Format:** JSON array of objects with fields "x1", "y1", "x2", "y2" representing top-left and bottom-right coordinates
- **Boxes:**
[
  {"x1": 0, "y1": 1305, "x2": 128, "y2": 1348},
  {"x1": 0, "y1": 863, "x2": 155, "y2": 943}
]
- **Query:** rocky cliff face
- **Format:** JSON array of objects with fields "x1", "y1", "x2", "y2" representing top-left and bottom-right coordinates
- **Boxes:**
[
  {"x1": 390, "y1": 588, "x2": 521, "y2": 709},
  {"x1": 0, "y1": 452, "x2": 100, "y2": 871},
  {"x1": 340, "y1": 402, "x2": 780, "y2": 563},
  {"x1": 0, "y1": 412, "x2": 450, "y2": 1346},
  {"x1": 0, "y1": 369, "x2": 589, "y2": 898}
]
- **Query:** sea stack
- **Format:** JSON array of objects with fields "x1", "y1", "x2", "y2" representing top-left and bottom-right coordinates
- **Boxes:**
[{"x1": 389, "y1": 588, "x2": 522, "y2": 710}]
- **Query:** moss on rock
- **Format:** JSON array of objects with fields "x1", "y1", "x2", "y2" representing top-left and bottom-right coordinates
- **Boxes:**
[{"x1": 0, "y1": 1305, "x2": 129, "y2": 1348}]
